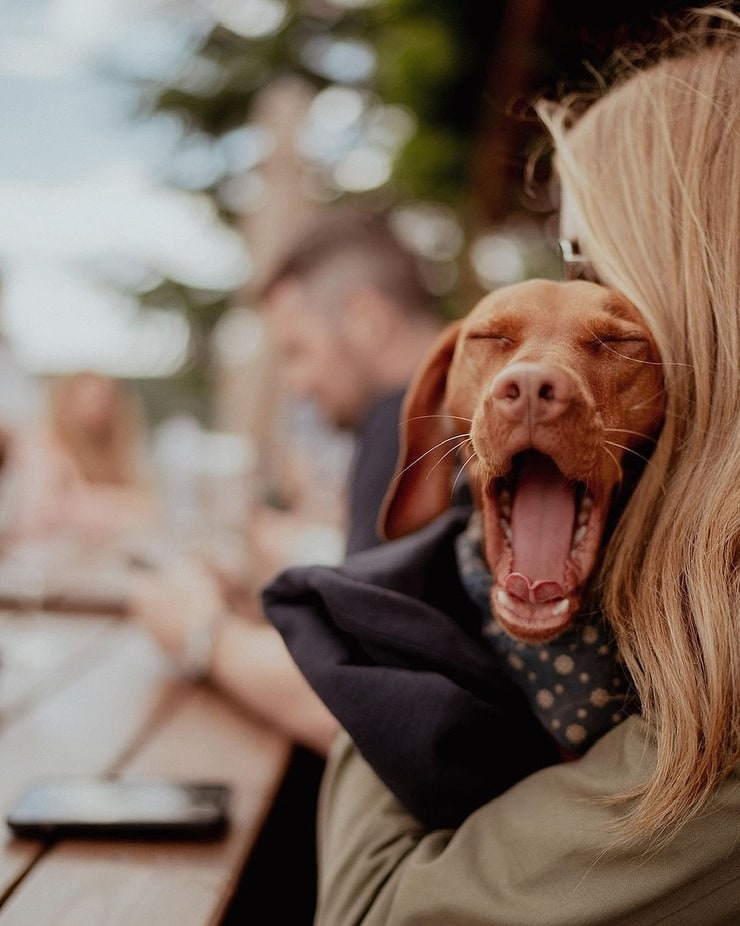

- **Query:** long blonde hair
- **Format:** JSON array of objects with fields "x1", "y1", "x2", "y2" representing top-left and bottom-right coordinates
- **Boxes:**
[{"x1": 538, "y1": 7, "x2": 740, "y2": 842}]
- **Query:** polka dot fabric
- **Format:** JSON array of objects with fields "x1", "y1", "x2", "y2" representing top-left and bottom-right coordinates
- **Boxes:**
[{"x1": 455, "y1": 511, "x2": 637, "y2": 753}]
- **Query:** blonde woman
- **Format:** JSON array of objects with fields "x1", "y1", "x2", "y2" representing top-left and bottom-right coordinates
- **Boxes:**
[
  {"x1": 263, "y1": 8, "x2": 740, "y2": 924},
  {"x1": 7, "y1": 371, "x2": 156, "y2": 544}
]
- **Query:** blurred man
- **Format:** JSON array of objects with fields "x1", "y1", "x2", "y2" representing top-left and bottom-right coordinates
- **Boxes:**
[{"x1": 260, "y1": 207, "x2": 444, "y2": 554}]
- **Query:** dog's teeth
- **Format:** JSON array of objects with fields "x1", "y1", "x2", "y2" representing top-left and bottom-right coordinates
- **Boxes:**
[
  {"x1": 499, "y1": 518, "x2": 512, "y2": 544},
  {"x1": 573, "y1": 525, "x2": 587, "y2": 547},
  {"x1": 577, "y1": 507, "x2": 590, "y2": 526},
  {"x1": 551, "y1": 598, "x2": 570, "y2": 616},
  {"x1": 496, "y1": 589, "x2": 515, "y2": 611},
  {"x1": 500, "y1": 501, "x2": 511, "y2": 519}
]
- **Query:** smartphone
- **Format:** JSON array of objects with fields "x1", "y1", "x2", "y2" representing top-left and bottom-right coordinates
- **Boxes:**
[{"x1": 6, "y1": 776, "x2": 231, "y2": 840}]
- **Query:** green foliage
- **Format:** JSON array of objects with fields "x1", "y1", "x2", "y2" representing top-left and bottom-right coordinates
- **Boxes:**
[
  {"x1": 370, "y1": 17, "x2": 460, "y2": 117},
  {"x1": 392, "y1": 126, "x2": 468, "y2": 205}
]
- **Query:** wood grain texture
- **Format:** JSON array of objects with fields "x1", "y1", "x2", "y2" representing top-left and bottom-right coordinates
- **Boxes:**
[{"x1": 0, "y1": 615, "x2": 290, "y2": 925}]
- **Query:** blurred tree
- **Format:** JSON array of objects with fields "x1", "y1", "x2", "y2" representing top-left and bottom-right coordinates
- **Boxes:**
[
  {"x1": 135, "y1": 0, "x2": 508, "y2": 219},
  {"x1": 137, "y1": 1, "x2": 692, "y2": 214},
  {"x1": 124, "y1": 0, "x2": 696, "y2": 353}
]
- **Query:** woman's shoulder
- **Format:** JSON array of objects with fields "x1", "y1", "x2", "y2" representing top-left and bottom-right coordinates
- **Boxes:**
[{"x1": 318, "y1": 720, "x2": 740, "y2": 926}]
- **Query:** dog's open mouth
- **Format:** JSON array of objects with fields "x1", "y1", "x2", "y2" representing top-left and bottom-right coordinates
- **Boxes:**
[{"x1": 481, "y1": 450, "x2": 605, "y2": 642}]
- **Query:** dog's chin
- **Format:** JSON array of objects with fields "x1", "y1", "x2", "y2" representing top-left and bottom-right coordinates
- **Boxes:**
[
  {"x1": 493, "y1": 596, "x2": 579, "y2": 643},
  {"x1": 479, "y1": 450, "x2": 608, "y2": 643}
]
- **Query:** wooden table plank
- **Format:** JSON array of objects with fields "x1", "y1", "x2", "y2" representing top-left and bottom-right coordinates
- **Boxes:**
[
  {"x1": 0, "y1": 853, "x2": 229, "y2": 926},
  {"x1": 0, "y1": 612, "x2": 116, "y2": 724},
  {"x1": 0, "y1": 548, "x2": 133, "y2": 617},
  {"x1": 0, "y1": 618, "x2": 290, "y2": 926},
  {"x1": 0, "y1": 621, "x2": 189, "y2": 900},
  {"x1": 0, "y1": 678, "x2": 291, "y2": 925}
]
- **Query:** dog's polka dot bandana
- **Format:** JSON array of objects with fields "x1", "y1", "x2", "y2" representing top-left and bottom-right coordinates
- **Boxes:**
[{"x1": 455, "y1": 511, "x2": 637, "y2": 754}]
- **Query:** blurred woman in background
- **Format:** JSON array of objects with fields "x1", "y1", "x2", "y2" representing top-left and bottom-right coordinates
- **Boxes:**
[{"x1": 4, "y1": 371, "x2": 156, "y2": 545}]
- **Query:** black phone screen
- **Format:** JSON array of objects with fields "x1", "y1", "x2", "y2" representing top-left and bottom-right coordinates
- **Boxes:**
[{"x1": 6, "y1": 777, "x2": 231, "y2": 840}]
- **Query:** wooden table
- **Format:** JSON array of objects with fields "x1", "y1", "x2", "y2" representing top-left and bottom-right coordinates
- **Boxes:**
[{"x1": 0, "y1": 608, "x2": 292, "y2": 925}]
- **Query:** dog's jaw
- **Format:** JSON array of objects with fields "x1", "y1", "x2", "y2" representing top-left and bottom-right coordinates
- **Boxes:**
[{"x1": 476, "y1": 452, "x2": 609, "y2": 643}]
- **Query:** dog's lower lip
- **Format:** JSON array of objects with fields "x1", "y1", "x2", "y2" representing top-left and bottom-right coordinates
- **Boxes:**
[
  {"x1": 496, "y1": 587, "x2": 570, "y2": 617},
  {"x1": 495, "y1": 600, "x2": 573, "y2": 642}
]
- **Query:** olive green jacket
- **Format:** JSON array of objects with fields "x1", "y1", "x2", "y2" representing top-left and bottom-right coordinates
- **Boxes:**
[{"x1": 316, "y1": 718, "x2": 740, "y2": 925}]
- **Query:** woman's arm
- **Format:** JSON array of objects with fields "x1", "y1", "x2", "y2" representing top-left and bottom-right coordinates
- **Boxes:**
[
  {"x1": 129, "y1": 560, "x2": 339, "y2": 755},
  {"x1": 316, "y1": 723, "x2": 740, "y2": 926},
  {"x1": 208, "y1": 611, "x2": 339, "y2": 755}
]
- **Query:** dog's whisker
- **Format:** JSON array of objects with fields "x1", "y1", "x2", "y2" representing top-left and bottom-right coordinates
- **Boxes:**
[
  {"x1": 603, "y1": 444, "x2": 623, "y2": 486},
  {"x1": 651, "y1": 359, "x2": 691, "y2": 369},
  {"x1": 604, "y1": 427, "x2": 658, "y2": 443},
  {"x1": 604, "y1": 439, "x2": 656, "y2": 471},
  {"x1": 425, "y1": 438, "x2": 471, "y2": 480},
  {"x1": 427, "y1": 437, "x2": 470, "y2": 478},
  {"x1": 450, "y1": 444, "x2": 477, "y2": 499},
  {"x1": 628, "y1": 387, "x2": 667, "y2": 413},
  {"x1": 393, "y1": 432, "x2": 471, "y2": 482}
]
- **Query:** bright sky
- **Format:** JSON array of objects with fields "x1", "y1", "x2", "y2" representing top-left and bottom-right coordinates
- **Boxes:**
[{"x1": 0, "y1": 0, "x2": 250, "y2": 376}]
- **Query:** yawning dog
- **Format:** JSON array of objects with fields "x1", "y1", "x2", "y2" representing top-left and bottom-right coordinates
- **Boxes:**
[{"x1": 380, "y1": 278, "x2": 665, "y2": 644}]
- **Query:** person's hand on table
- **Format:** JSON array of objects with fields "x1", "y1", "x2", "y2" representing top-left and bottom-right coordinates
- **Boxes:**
[
  {"x1": 128, "y1": 558, "x2": 248, "y2": 677},
  {"x1": 248, "y1": 505, "x2": 346, "y2": 587}
]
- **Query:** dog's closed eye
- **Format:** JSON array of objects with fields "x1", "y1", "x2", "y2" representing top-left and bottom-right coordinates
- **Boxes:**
[
  {"x1": 585, "y1": 334, "x2": 653, "y2": 360},
  {"x1": 466, "y1": 315, "x2": 522, "y2": 346},
  {"x1": 584, "y1": 318, "x2": 652, "y2": 352},
  {"x1": 467, "y1": 333, "x2": 515, "y2": 347}
]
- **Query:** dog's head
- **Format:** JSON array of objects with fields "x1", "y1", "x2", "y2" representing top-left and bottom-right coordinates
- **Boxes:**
[{"x1": 380, "y1": 279, "x2": 665, "y2": 643}]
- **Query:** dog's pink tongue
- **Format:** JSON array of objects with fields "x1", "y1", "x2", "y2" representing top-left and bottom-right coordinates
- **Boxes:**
[{"x1": 510, "y1": 453, "x2": 575, "y2": 589}]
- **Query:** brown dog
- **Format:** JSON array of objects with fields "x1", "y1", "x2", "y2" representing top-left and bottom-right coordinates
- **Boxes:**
[{"x1": 380, "y1": 278, "x2": 665, "y2": 643}]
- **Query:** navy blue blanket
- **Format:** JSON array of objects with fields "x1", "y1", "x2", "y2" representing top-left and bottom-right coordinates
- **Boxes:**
[{"x1": 262, "y1": 505, "x2": 562, "y2": 829}]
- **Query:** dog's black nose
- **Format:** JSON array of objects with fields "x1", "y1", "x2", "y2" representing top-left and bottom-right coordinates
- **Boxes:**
[{"x1": 491, "y1": 362, "x2": 574, "y2": 423}]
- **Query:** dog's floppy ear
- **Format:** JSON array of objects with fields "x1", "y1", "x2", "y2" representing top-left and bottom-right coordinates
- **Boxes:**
[{"x1": 379, "y1": 321, "x2": 462, "y2": 540}]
